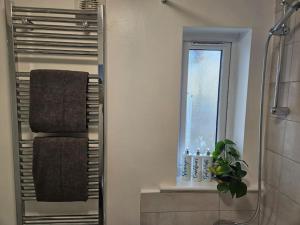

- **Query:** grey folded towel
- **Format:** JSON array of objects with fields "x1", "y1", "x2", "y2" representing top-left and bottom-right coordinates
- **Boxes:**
[
  {"x1": 33, "y1": 137, "x2": 88, "y2": 202},
  {"x1": 29, "y1": 70, "x2": 88, "y2": 133}
]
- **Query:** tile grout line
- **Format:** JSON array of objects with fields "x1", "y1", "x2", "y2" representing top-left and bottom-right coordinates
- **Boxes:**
[{"x1": 266, "y1": 148, "x2": 300, "y2": 165}]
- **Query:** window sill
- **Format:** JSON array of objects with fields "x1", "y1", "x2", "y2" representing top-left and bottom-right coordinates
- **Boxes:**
[{"x1": 158, "y1": 179, "x2": 261, "y2": 193}]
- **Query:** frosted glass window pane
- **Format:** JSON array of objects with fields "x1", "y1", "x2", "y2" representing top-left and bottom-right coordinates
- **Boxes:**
[{"x1": 185, "y1": 49, "x2": 222, "y2": 154}]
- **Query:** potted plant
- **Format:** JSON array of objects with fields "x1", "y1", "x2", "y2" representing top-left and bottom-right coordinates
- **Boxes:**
[{"x1": 209, "y1": 139, "x2": 248, "y2": 198}]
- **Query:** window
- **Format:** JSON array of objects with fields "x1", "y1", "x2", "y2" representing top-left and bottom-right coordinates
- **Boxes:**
[{"x1": 178, "y1": 42, "x2": 231, "y2": 175}]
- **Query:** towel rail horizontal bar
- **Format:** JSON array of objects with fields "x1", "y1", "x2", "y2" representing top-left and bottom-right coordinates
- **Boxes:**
[
  {"x1": 19, "y1": 147, "x2": 100, "y2": 155},
  {"x1": 17, "y1": 107, "x2": 99, "y2": 113},
  {"x1": 19, "y1": 155, "x2": 99, "y2": 160},
  {"x1": 13, "y1": 24, "x2": 98, "y2": 32},
  {"x1": 19, "y1": 140, "x2": 99, "y2": 144},
  {"x1": 21, "y1": 189, "x2": 99, "y2": 194},
  {"x1": 21, "y1": 176, "x2": 98, "y2": 182},
  {"x1": 22, "y1": 195, "x2": 99, "y2": 201},
  {"x1": 20, "y1": 164, "x2": 99, "y2": 171},
  {"x1": 19, "y1": 146, "x2": 99, "y2": 151},
  {"x1": 16, "y1": 80, "x2": 99, "y2": 86},
  {"x1": 12, "y1": 15, "x2": 98, "y2": 24},
  {"x1": 24, "y1": 221, "x2": 98, "y2": 225},
  {"x1": 16, "y1": 95, "x2": 99, "y2": 100},
  {"x1": 16, "y1": 72, "x2": 99, "y2": 79},
  {"x1": 21, "y1": 182, "x2": 99, "y2": 188},
  {"x1": 18, "y1": 118, "x2": 99, "y2": 123},
  {"x1": 12, "y1": 6, "x2": 97, "y2": 15},
  {"x1": 14, "y1": 40, "x2": 98, "y2": 48},
  {"x1": 17, "y1": 102, "x2": 99, "y2": 107},
  {"x1": 23, "y1": 214, "x2": 99, "y2": 220},
  {"x1": 18, "y1": 111, "x2": 99, "y2": 116},
  {"x1": 20, "y1": 151, "x2": 99, "y2": 158},
  {"x1": 20, "y1": 167, "x2": 99, "y2": 173},
  {"x1": 15, "y1": 48, "x2": 98, "y2": 56},
  {"x1": 20, "y1": 174, "x2": 99, "y2": 179},
  {"x1": 16, "y1": 88, "x2": 99, "y2": 94},
  {"x1": 14, "y1": 32, "x2": 98, "y2": 40}
]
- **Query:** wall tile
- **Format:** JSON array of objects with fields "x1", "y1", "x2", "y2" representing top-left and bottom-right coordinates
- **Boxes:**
[
  {"x1": 260, "y1": 185, "x2": 278, "y2": 225},
  {"x1": 283, "y1": 120, "x2": 300, "y2": 163},
  {"x1": 287, "y1": 82, "x2": 300, "y2": 121},
  {"x1": 161, "y1": 211, "x2": 219, "y2": 225},
  {"x1": 290, "y1": 43, "x2": 300, "y2": 82},
  {"x1": 159, "y1": 212, "x2": 176, "y2": 225},
  {"x1": 279, "y1": 157, "x2": 300, "y2": 205},
  {"x1": 141, "y1": 213, "x2": 159, "y2": 225},
  {"x1": 293, "y1": 12, "x2": 300, "y2": 44},
  {"x1": 141, "y1": 192, "x2": 219, "y2": 213},
  {"x1": 219, "y1": 211, "x2": 257, "y2": 225},
  {"x1": 263, "y1": 150, "x2": 282, "y2": 188},
  {"x1": 285, "y1": 14, "x2": 296, "y2": 45},
  {"x1": 266, "y1": 117, "x2": 286, "y2": 154},
  {"x1": 219, "y1": 192, "x2": 258, "y2": 211},
  {"x1": 276, "y1": 193, "x2": 300, "y2": 225},
  {"x1": 275, "y1": 0, "x2": 282, "y2": 13}
]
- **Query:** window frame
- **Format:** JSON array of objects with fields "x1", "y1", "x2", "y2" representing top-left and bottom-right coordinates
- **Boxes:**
[{"x1": 179, "y1": 41, "x2": 232, "y2": 158}]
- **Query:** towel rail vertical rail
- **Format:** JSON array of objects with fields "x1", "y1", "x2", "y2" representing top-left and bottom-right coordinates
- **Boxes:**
[
  {"x1": 5, "y1": 1, "x2": 24, "y2": 224},
  {"x1": 97, "y1": 4, "x2": 105, "y2": 225}
]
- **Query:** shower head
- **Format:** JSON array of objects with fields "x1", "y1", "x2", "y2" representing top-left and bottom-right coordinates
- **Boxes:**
[{"x1": 270, "y1": 0, "x2": 300, "y2": 35}]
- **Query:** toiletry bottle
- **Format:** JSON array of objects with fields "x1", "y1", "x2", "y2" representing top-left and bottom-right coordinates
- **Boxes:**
[
  {"x1": 182, "y1": 148, "x2": 192, "y2": 181},
  {"x1": 202, "y1": 150, "x2": 212, "y2": 182},
  {"x1": 192, "y1": 148, "x2": 202, "y2": 182}
]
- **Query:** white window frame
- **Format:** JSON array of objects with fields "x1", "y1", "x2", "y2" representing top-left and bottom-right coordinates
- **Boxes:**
[{"x1": 179, "y1": 41, "x2": 232, "y2": 160}]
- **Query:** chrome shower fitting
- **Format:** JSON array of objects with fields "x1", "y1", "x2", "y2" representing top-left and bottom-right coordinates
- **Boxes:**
[{"x1": 270, "y1": 0, "x2": 300, "y2": 35}]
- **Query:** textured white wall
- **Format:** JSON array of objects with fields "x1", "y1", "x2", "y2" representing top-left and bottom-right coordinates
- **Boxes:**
[
  {"x1": 105, "y1": 0, "x2": 274, "y2": 225},
  {"x1": 0, "y1": 0, "x2": 17, "y2": 224}
]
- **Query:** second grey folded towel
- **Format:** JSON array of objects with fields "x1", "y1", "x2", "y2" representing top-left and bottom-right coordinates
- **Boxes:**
[
  {"x1": 33, "y1": 137, "x2": 88, "y2": 202},
  {"x1": 29, "y1": 69, "x2": 88, "y2": 133}
]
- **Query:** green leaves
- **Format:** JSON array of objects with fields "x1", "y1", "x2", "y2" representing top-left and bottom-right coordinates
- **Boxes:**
[
  {"x1": 210, "y1": 139, "x2": 248, "y2": 199},
  {"x1": 217, "y1": 182, "x2": 229, "y2": 193},
  {"x1": 229, "y1": 180, "x2": 247, "y2": 198}
]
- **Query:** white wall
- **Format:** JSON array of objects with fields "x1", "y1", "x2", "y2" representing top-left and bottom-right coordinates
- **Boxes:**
[
  {"x1": 105, "y1": 0, "x2": 274, "y2": 225},
  {"x1": 0, "y1": 0, "x2": 17, "y2": 224}
]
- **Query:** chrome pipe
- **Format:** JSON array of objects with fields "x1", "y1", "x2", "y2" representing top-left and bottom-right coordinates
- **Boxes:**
[
  {"x1": 12, "y1": 6, "x2": 97, "y2": 15},
  {"x1": 19, "y1": 140, "x2": 99, "y2": 144},
  {"x1": 17, "y1": 102, "x2": 100, "y2": 107},
  {"x1": 20, "y1": 176, "x2": 99, "y2": 181},
  {"x1": 13, "y1": 24, "x2": 98, "y2": 32},
  {"x1": 21, "y1": 181, "x2": 99, "y2": 187},
  {"x1": 16, "y1": 72, "x2": 99, "y2": 78},
  {"x1": 18, "y1": 110, "x2": 99, "y2": 116},
  {"x1": 14, "y1": 40, "x2": 98, "y2": 48},
  {"x1": 14, "y1": 32, "x2": 98, "y2": 40},
  {"x1": 16, "y1": 80, "x2": 99, "y2": 86},
  {"x1": 16, "y1": 87, "x2": 99, "y2": 92},
  {"x1": 15, "y1": 48, "x2": 98, "y2": 56},
  {"x1": 12, "y1": 15, "x2": 97, "y2": 24}
]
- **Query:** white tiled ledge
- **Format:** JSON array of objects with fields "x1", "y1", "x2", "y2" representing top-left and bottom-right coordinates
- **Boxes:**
[{"x1": 141, "y1": 180, "x2": 262, "y2": 194}]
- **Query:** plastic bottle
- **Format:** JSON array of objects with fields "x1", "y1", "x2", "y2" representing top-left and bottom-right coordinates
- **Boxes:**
[
  {"x1": 202, "y1": 150, "x2": 212, "y2": 182},
  {"x1": 181, "y1": 148, "x2": 192, "y2": 181},
  {"x1": 192, "y1": 148, "x2": 202, "y2": 182}
]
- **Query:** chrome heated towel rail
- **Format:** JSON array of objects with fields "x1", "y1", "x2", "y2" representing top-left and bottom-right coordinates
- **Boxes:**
[{"x1": 6, "y1": 3, "x2": 104, "y2": 225}]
